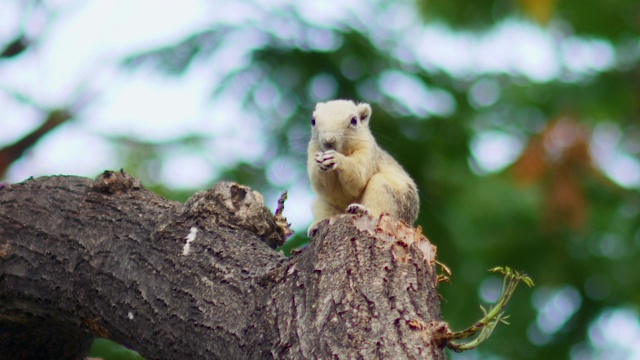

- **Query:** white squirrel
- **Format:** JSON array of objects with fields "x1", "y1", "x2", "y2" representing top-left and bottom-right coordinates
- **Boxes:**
[{"x1": 307, "y1": 99, "x2": 419, "y2": 236}]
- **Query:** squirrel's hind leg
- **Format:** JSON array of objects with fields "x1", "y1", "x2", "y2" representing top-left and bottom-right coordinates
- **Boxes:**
[
  {"x1": 359, "y1": 174, "x2": 401, "y2": 221},
  {"x1": 361, "y1": 172, "x2": 419, "y2": 224}
]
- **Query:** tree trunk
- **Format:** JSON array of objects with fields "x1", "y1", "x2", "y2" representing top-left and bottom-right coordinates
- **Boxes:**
[{"x1": 0, "y1": 171, "x2": 445, "y2": 359}]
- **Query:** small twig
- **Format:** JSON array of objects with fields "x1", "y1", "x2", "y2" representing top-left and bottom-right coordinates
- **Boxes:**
[
  {"x1": 445, "y1": 267, "x2": 534, "y2": 352},
  {"x1": 275, "y1": 191, "x2": 287, "y2": 217},
  {"x1": 436, "y1": 260, "x2": 452, "y2": 283},
  {"x1": 274, "y1": 191, "x2": 294, "y2": 240}
]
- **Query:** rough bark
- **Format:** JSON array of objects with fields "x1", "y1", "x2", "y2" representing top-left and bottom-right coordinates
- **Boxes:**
[{"x1": 0, "y1": 171, "x2": 445, "y2": 359}]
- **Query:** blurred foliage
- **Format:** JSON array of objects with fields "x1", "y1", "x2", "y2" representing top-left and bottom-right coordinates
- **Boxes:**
[
  {"x1": 417, "y1": 0, "x2": 640, "y2": 38},
  {"x1": 3, "y1": 0, "x2": 640, "y2": 359},
  {"x1": 90, "y1": 338, "x2": 143, "y2": 360}
]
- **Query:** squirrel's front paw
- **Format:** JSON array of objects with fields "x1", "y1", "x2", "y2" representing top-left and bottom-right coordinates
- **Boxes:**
[
  {"x1": 315, "y1": 150, "x2": 337, "y2": 171},
  {"x1": 346, "y1": 203, "x2": 368, "y2": 215}
]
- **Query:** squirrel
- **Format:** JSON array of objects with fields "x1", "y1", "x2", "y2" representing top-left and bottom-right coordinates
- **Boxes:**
[{"x1": 307, "y1": 99, "x2": 419, "y2": 236}]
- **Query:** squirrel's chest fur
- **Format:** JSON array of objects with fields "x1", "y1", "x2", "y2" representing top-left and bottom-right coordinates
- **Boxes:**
[
  {"x1": 308, "y1": 144, "x2": 378, "y2": 209},
  {"x1": 313, "y1": 170, "x2": 357, "y2": 208}
]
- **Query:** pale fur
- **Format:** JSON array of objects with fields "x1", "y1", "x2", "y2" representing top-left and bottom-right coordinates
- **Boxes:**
[{"x1": 307, "y1": 99, "x2": 419, "y2": 236}]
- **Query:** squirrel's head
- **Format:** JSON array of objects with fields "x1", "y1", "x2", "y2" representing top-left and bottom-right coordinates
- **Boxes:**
[{"x1": 310, "y1": 100, "x2": 372, "y2": 154}]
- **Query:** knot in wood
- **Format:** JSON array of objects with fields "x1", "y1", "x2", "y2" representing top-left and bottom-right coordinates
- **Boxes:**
[
  {"x1": 182, "y1": 182, "x2": 284, "y2": 248},
  {"x1": 92, "y1": 170, "x2": 142, "y2": 194}
]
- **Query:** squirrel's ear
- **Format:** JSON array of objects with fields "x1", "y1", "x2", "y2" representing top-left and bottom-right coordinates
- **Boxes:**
[{"x1": 357, "y1": 103, "x2": 372, "y2": 123}]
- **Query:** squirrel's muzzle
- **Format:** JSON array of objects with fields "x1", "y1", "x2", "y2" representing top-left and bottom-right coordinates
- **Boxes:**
[{"x1": 320, "y1": 134, "x2": 338, "y2": 151}]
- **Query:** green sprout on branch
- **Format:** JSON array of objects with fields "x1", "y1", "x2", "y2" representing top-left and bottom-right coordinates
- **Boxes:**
[{"x1": 446, "y1": 266, "x2": 534, "y2": 352}]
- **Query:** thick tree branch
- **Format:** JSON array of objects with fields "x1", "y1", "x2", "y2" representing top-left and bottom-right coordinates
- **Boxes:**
[{"x1": 0, "y1": 172, "x2": 444, "y2": 359}]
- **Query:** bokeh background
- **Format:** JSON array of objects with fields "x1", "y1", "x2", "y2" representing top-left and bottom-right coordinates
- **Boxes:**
[{"x1": 1, "y1": 0, "x2": 639, "y2": 359}]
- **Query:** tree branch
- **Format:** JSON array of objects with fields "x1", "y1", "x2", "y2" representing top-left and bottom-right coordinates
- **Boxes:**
[
  {"x1": 0, "y1": 172, "x2": 444, "y2": 359},
  {"x1": 0, "y1": 109, "x2": 72, "y2": 178}
]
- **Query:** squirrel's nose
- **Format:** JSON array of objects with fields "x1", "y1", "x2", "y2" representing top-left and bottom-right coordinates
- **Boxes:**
[{"x1": 321, "y1": 136, "x2": 336, "y2": 150}]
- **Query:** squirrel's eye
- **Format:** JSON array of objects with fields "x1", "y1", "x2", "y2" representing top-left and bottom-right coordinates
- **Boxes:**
[
  {"x1": 311, "y1": 117, "x2": 316, "y2": 126},
  {"x1": 350, "y1": 116, "x2": 358, "y2": 125}
]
